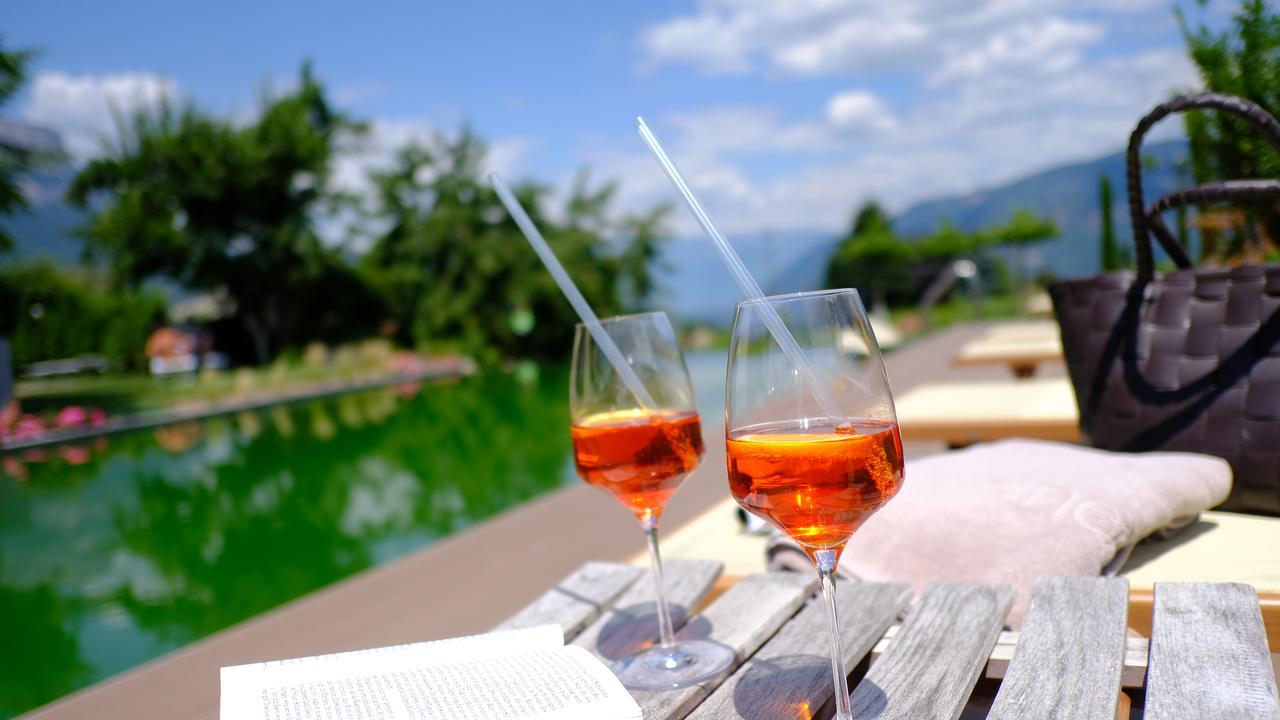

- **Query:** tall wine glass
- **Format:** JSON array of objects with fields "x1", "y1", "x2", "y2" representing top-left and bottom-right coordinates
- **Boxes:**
[
  {"x1": 570, "y1": 310, "x2": 735, "y2": 689},
  {"x1": 725, "y1": 289, "x2": 904, "y2": 719}
]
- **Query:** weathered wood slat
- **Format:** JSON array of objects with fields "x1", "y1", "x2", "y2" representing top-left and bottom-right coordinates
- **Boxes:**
[
  {"x1": 983, "y1": 630, "x2": 1148, "y2": 689},
  {"x1": 494, "y1": 561, "x2": 644, "y2": 640},
  {"x1": 987, "y1": 576, "x2": 1129, "y2": 720},
  {"x1": 1145, "y1": 582, "x2": 1280, "y2": 720},
  {"x1": 688, "y1": 580, "x2": 911, "y2": 720},
  {"x1": 571, "y1": 558, "x2": 723, "y2": 663},
  {"x1": 849, "y1": 582, "x2": 1013, "y2": 720},
  {"x1": 632, "y1": 571, "x2": 817, "y2": 720},
  {"x1": 876, "y1": 628, "x2": 1150, "y2": 689}
]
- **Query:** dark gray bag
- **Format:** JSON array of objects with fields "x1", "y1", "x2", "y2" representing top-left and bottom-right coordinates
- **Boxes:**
[{"x1": 1049, "y1": 93, "x2": 1280, "y2": 514}]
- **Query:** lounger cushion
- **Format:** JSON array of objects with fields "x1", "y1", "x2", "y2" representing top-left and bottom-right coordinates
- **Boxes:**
[{"x1": 766, "y1": 439, "x2": 1232, "y2": 627}]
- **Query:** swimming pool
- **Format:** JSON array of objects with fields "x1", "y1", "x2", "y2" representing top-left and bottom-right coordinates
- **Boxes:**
[{"x1": 0, "y1": 351, "x2": 727, "y2": 718}]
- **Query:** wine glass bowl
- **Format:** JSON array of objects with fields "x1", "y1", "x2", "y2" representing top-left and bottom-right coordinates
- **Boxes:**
[
  {"x1": 570, "y1": 408, "x2": 704, "y2": 519},
  {"x1": 726, "y1": 418, "x2": 902, "y2": 552},
  {"x1": 569, "y1": 311, "x2": 733, "y2": 689},
  {"x1": 725, "y1": 288, "x2": 904, "y2": 719}
]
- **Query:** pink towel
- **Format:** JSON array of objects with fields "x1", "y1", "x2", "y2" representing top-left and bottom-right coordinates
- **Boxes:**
[{"x1": 766, "y1": 439, "x2": 1232, "y2": 627}]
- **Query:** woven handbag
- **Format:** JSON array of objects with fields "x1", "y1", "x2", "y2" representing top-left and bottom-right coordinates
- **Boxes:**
[{"x1": 1049, "y1": 93, "x2": 1280, "y2": 514}]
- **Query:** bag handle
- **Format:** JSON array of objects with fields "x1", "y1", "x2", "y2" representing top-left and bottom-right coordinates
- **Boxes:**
[{"x1": 1126, "y1": 93, "x2": 1280, "y2": 280}]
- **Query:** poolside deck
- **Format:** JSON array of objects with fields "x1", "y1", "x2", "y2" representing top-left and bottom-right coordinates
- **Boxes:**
[{"x1": 20, "y1": 323, "x2": 1061, "y2": 720}]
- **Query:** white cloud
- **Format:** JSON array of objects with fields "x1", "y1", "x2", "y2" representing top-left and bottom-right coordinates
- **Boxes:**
[
  {"x1": 931, "y1": 17, "x2": 1103, "y2": 83},
  {"x1": 329, "y1": 118, "x2": 533, "y2": 199},
  {"x1": 321, "y1": 118, "x2": 534, "y2": 248},
  {"x1": 22, "y1": 70, "x2": 176, "y2": 160},
  {"x1": 826, "y1": 91, "x2": 896, "y2": 133},
  {"x1": 599, "y1": 58, "x2": 1197, "y2": 236},
  {"x1": 642, "y1": 0, "x2": 1158, "y2": 77},
  {"x1": 622, "y1": 0, "x2": 1201, "y2": 236}
]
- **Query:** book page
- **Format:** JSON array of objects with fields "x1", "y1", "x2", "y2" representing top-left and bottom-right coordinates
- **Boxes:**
[
  {"x1": 222, "y1": 624, "x2": 563, "y2": 688},
  {"x1": 220, "y1": 627, "x2": 641, "y2": 720}
]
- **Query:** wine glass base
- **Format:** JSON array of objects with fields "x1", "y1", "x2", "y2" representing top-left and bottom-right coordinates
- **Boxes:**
[{"x1": 610, "y1": 639, "x2": 736, "y2": 690}]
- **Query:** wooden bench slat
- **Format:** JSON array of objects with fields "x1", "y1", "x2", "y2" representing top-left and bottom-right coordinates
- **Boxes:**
[
  {"x1": 688, "y1": 580, "x2": 911, "y2": 720},
  {"x1": 494, "y1": 561, "x2": 644, "y2": 640},
  {"x1": 1145, "y1": 582, "x2": 1280, "y2": 720},
  {"x1": 987, "y1": 576, "x2": 1128, "y2": 720},
  {"x1": 850, "y1": 582, "x2": 1013, "y2": 720},
  {"x1": 984, "y1": 630, "x2": 1149, "y2": 689},
  {"x1": 632, "y1": 571, "x2": 816, "y2": 720},
  {"x1": 571, "y1": 558, "x2": 723, "y2": 662}
]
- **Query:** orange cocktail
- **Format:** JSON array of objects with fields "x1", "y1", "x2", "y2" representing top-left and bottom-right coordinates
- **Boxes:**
[
  {"x1": 728, "y1": 419, "x2": 902, "y2": 551},
  {"x1": 571, "y1": 409, "x2": 704, "y2": 519}
]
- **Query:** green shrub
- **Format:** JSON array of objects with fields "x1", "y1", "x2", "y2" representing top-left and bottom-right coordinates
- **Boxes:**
[{"x1": 0, "y1": 261, "x2": 166, "y2": 369}]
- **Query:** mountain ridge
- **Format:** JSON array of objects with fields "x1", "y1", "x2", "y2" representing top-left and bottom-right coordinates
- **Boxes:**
[{"x1": 659, "y1": 139, "x2": 1189, "y2": 322}]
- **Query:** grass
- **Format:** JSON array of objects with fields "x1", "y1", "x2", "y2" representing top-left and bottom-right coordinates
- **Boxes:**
[
  {"x1": 892, "y1": 291, "x2": 1025, "y2": 333},
  {"x1": 14, "y1": 340, "x2": 403, "y2": 417}
]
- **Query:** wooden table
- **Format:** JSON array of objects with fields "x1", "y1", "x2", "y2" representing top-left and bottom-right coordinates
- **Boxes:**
[
  {"x1": 894, "y1": 377, "x2": 1080, "y2": 446},
  {"x1": 504, "y1": 560, "x2": 1280, "y2": 719}
]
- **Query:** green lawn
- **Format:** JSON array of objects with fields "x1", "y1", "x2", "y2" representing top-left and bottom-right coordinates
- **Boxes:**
[
  {"x1": 15, "y1": 341, "x2": 402, "y2": 417},
  {"x1": 894, "y1": 291, "x2": 1024, "y2": 331}
]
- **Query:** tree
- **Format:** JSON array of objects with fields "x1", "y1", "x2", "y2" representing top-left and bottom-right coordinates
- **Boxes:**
[
  {"x1": 825, "y1": 201, "x2": 915, "y2": 308},
  {"x1": 0, "y1": 39, "x2": 38, "y2": 252},
  {"x1": 67, "y1": 65, "x2": 378, "y2": 363},
  {"x1": 1099, "y1": 175, "x2": 1121, "y2": 270},
  {"x1": 0, "y1": 261, "x2": 166, "y2": 368},
  {"x1": 1179, "y1": 0, "x2": 1280, "y2": 256},
  {"x1": 360, "y1": 130, "x2": 670, "y2": 362},
  {"x1": 826, "y1": 200, "x2": 1057, "y2": 307}
]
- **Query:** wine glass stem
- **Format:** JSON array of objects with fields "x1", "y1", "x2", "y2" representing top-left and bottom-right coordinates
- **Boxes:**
[
  {"x1": 815, "y1": 549, "x2": 852, "y2": 720},
  {"x1": 642, "y1": 514, "x2": 676, "y2": 648}
]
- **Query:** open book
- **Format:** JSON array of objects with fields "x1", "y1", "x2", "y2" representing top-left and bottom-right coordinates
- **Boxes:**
[{"x1": 220, "y1": 625, "x2": 642, "y2": 720}]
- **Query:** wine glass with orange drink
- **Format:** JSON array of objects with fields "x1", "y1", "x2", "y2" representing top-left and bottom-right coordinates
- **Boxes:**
[
  {"x1": 569, "y1": 310, "x2": 735, "y2": 689},
  {"x1": 725, "y1": 288, "x2": 904, "y2": 719}
]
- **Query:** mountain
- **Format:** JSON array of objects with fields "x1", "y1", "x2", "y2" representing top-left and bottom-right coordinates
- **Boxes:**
[
  {"x1": 0, "y1": 120, "x2": 86, "y2": 266},
  {"x1": 0, "y1": 174, "x2": 86, "y2": 266},
  {"x1": 628, "y1": 139, "x2": 1188, "y2": 323},
  {"x1": 894, "y1": 139, "x2": 1187, "y2": 279},
  {"x1": 651, "y1": 230, "x2": 834, "y2": 324}
]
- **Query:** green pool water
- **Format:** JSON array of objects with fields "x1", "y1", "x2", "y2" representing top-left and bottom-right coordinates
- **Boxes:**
[{"x1": 0, "y1": 352, "x2": 727, "y2": 718}]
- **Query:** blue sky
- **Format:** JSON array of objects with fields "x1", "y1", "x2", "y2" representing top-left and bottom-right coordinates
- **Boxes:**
[{"x1": 2, "y1": 0, "x2": 1222, "y2": 235}]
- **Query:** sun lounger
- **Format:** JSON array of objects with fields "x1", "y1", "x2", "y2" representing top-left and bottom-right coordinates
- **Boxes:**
[
  {"x1": 951, "y1": 320, "x2": 1064, "y2": 377},
  {"x1": 952, "y1": 334, "x2": 1063, "y2": 377},
  {"x1": 894, "y1": 377, "x2": 1079, "y2": 445},
  {"x1": 979, "y1": 320, "x2": 1061, "y2": 342}
]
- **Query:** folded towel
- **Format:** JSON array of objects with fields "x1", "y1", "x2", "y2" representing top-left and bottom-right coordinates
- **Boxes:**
[{"x1": 765, "y1": 439, "x2": 1232, "y2": 627}]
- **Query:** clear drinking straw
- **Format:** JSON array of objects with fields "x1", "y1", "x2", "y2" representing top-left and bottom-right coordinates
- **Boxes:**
[
  {"x1": 635, "y1": 117, "x2": 849, "y2": 426},
  {"x1": 489, "y1": 172, "x2": 658, "y2": 410}
]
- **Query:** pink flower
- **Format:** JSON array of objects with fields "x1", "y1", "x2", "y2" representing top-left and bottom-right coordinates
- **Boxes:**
[
  {"x1": 14, "y1": 415, "x2": 44, "y2": 439},
  {"x1": 89, "y1": 408, "x2": 107, "y2": 427},
  {"x1": 1, "y1": 456, "x2": 26, "y2": 481},
  {"x1": 0, "y1": 401, "x2": 19, "y2": 431},
  {"x1": 59, "y1": 445, "x2": 91, "y2": 465},
  {"x1": 56, "y1": 406, "x2": 88, "y2": 428}
]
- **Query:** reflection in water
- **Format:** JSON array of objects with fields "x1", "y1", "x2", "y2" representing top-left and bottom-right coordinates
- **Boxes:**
[
  {"x1": 153, "y1": 421, "x2": 204, "y2": 453},
  {"x1": 0, "y1": 368, "x2": 575, "y2": 719},
  {"x1": 0, "y1": 579, "x2": 88, "y2": 717}
]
